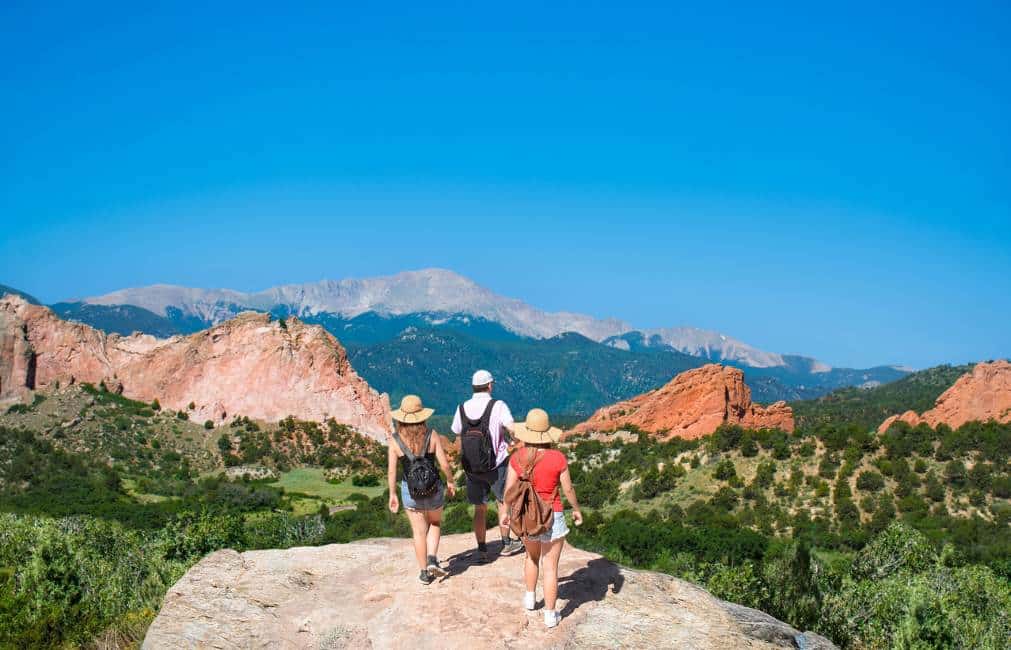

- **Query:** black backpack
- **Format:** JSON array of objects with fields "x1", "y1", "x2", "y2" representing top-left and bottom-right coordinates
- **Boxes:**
[
  {"x1": 392, "y1": 428, "x2": 440, "y2": 499},
  {"x1": 459, "y1": 399, "x2": 498, "y2": 474}
]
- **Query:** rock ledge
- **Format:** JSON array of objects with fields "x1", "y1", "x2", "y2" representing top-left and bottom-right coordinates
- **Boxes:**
[{"x1": 143, "y1": 533, "x2": 835, "y2": 649}]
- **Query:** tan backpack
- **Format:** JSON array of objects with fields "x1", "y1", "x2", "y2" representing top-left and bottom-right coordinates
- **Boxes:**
[{"x1": 504, "y1": 449, "x2": 558, "y2": 538}]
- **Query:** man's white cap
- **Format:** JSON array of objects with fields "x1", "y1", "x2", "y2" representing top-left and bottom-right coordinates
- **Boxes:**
[{"x1": 472, "y1": 369, "x2": 494, "y2": 386}]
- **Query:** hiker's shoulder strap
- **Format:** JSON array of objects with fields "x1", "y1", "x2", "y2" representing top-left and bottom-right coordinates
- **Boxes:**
[
  {"x1": 421, "y1": 427, "x2": 434, "y2": 455},
  {"x1": 391, "y1": 431, "x2": 415, "y2": 461},
  {"x1": 521, "y1": 447, "x2": 541, "y2": 477},
  {"x1": 479, "y1": 398, "x2": 498, "y2": 425}
]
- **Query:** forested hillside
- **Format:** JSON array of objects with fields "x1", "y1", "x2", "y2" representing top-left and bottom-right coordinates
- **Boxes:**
[
  {"x1": 346, "y1": 328, "x2": 703, "y2": 416},
  {"x1": 792, "y1": 364, "x2": 973, "y2": 429}
]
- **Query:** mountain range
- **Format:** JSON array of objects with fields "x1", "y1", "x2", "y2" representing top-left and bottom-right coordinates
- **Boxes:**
[
  {"x1": 74, "y1": 269, "x2": 808, "y2": 368},
  {"x1": 9, "y1": 269, "x2": 908, "y2": 416}
]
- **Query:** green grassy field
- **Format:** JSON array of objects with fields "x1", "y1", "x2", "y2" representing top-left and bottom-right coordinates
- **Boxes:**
[
  {"x1": 120, "y1": 478, "x2": 178, "y2": 504},
  {"x1": 269, "y1": 467, "x2": 385, "y2": 514}
]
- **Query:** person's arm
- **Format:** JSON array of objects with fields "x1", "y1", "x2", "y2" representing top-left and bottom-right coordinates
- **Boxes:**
[
  {"x1": 387, "y1": 444, "x2": 399, "y2": 513},
  {"x1": 433, "y1": 434, "x2": 457, "y2": 498},
  {"x1": 499, "y1": 402, "x2": 514, "y2": 436},
  {"x1": 450, "y1": 406, "x2": 462, "y2": 435},
  {"x1": 496, "y1": 401, "x2": 515, "y2": 451},
  {"x1": 559, "y1": 468, "x2": 582, "y2": 526},
  {"x1": 501, "y1": 463, "x2": 519, "y2": 526}
]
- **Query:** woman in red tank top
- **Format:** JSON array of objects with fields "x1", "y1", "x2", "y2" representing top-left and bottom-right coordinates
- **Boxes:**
[{"x1": 503, "y1": 409, "x2": 583, "y2": 629}]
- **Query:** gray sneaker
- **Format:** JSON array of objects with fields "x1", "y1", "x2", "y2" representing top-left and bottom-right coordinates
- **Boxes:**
[
  {"x1": 501, "y1": 537, "x2": 522, "y2": 556},
  {"x1": 418, "y1": 570, "x2": 434, "y2": 585},
  {"x1": 427, "y1": 555, "x2": 447, "y2": 578}
]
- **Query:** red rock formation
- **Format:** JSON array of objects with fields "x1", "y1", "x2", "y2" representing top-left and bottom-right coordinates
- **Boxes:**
[
  {"x1": 569, "y1": 364, "x2": 794, "y2": 440},
  {"x1": 0, "y1": 294, "x2": 391, "y2": 440},
  {"x1": 878, "y1": 360, "x2": 1011, "y2": 433}
]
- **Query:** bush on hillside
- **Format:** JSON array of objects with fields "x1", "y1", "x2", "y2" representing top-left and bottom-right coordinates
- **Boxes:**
[{"x1": 856, "y1": 470, "x2": 885, "y2": 492}]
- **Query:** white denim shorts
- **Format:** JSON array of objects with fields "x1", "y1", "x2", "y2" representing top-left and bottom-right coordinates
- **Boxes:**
[{"x1": 530, "y1": 512, "x2": 569, "y2": 543}]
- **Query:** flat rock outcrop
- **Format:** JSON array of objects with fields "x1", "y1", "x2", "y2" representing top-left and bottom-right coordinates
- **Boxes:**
[
  {"x1": 0, "y1": 294, "x2": 391, "y2": 439},
  {"x1": 570, "y1": 364, "x2": 794, "y2": 439},
  {"x1": 142, "y1": 533, "x2": 835, "y2": 650},
  {"x1": 878, "y1": 360, "x2": 1011, "y2": 433}
]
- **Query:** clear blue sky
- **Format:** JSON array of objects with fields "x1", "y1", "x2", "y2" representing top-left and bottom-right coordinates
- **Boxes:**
[{"x1": 2, "y1": 1, "x2": 1008, "y2": 369}]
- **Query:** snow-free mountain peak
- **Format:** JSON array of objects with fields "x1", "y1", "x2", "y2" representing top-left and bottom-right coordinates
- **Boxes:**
[{"x1": 83, "y1": 268, "x2": 806, "y2": 369}]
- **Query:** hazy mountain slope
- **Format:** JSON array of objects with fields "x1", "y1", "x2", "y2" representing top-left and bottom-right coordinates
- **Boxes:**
[
  {"x1": 607, "y1": 329, "x2": 789, "y2": 368},
  {"x1": 604, "y1": 332, "x2": 907, "y2": 403},
  {"x1": 50, "y1": 302, "x2": 182, "y2": 337},
  {"x1": 791, "y1": 364, "x2": 974, "y2": 430},
  {"x1": 81, "y1": 269, "x2": 802, "y2": 369},
  {"x1": 295, "y1": 311, "x2": 524, "y2": 346},
  {"x1": 0, "y1": 284, "x2": 40, "y2": 305}
]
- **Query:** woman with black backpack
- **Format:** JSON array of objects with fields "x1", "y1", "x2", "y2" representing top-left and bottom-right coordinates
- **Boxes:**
[{"x1": 387, "y1": 394, "x2": 457, "y2": 584}]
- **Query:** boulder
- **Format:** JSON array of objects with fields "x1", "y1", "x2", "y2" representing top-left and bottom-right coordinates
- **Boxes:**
[
  {"x1": 569, "y1": 364, "x2": 795, "y2": 439},
  {"x1": 0, "y1": 294, "x2": 391, "y2": 440},
  {"x1": 878, "y1": 360, "x2": 1011, "y2": 433},
  {"x1": 142, "y1": 533, "x2": 835, "y2": 649}
]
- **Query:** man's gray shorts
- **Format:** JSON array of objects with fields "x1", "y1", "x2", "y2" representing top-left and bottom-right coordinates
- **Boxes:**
[{"x1": 465, "y1": 461, "x2": 507, "y2": 505}]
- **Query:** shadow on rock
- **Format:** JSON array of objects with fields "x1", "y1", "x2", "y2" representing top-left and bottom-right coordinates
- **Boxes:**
[
  {"x1": 443, "y1": 542, "x2": 507, "y2": 578},
  {"x1": 558, "y1": 557, "x2": 624, "y2": 617}
]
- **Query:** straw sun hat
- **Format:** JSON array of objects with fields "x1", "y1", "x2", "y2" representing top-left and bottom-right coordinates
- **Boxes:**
[
  {"x1": 391, "y1": 394, "x2": 434, "y2": 424},
  {"x1": 511, "y1": 408, "x2": 563, "y2": 444}
]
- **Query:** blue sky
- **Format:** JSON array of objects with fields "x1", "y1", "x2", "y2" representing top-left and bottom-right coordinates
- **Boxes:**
[{"x1": 1, "y1": 1, "x2": 1008, "y2": 369}]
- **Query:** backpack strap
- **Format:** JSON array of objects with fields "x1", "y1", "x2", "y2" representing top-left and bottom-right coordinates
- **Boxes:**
[
  {"x1": 391, "y1": 430, "x2": 416, "y2": 462},
  {"x1": 521, "y1": 448, "x2": 560, "y2": 506},
  {"x1": 479, "y1": 399, "x2": 498, "y2": 428},
  {"x1": 520, "y1": 447, "x2": 542, "y2": 479},
  {"x1": 461, "y1": 398, "x2": 498, "y2": 428},
  {"x1": 420, "y1": 427, "x2": 433, "y2": 457}
]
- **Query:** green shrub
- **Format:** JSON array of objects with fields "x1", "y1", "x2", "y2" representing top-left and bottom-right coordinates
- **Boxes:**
[
  {"x1": 851, "y1": 521, "x2": 934, "y2": 580},
  {"x1": 754, "y1": 461, "x2": 776, "y2": 487},
  {"x1": 705, "y1": 561, "x2": 766, "y2": 610},
  {"x1": 351, "y1": 473, "x2": 381, "y2": 487},
  {"x1": 712, "y1": 459, "x2": 737, "y2": 481},
  {"x1": 944, "y1": 460, "x2": 967, "y2": 486},
  {"x1": 856, "y1": 470, "x2": 885, "y2": 492}
]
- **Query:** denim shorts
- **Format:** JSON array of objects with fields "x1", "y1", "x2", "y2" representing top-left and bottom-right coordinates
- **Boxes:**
[
  {"x1": 530, "y1": 512, "x2": 570, "y2": 542},
  {"x1": 400, "y1": 480, "x2": 445, "y2": 511}
]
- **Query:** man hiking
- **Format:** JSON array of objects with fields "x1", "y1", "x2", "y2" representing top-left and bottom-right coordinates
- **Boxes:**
[{"x1": 451, "y1": 369, "x2": 520, "y2": 562}]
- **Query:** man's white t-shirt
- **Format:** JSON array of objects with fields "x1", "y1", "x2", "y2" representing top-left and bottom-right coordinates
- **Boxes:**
[{"x1": 450, "y1": 392, "x2": 514, "y2": 468}]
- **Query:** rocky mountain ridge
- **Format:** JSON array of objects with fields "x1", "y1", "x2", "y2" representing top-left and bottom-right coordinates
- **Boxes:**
[
  {"x1": 142, "y1": 533, "x2": 836, "y2": 649},
  {"x1": 0, "y1": 295, "x2": 391, "y2": 439},
  {"x1": 878, "y1": 360, "x2": 1011, "y2": 433},
  {"x1": 569, "y1": 364, "x2": 794, "y2": 439},
  {"x1": 78, "y1": 268, "x2": 821, "y2": 370}
]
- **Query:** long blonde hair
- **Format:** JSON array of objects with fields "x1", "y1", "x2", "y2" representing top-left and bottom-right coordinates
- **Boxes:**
[{"x1": 395, "y1": 421, "x2": 429, "y2": 456}]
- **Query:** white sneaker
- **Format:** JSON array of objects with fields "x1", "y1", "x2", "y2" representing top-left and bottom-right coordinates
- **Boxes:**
[
  {"x1": 523, "y1": 591, "x2": 536, "y2": 610},
  {"x1": 543, "y1": 609, "x2": 559, "y2": 628}
]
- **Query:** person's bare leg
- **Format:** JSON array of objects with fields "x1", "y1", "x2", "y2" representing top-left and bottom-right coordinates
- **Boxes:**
[
  {"x1": 405, "y1": 509, "x2": 429, "y2": 571},
  {"x1": 426, "y1": 509, "x2": 443, "y2": 558},
  {"x1": 523, "y1": 538, "x2": 542, "y2": 593},
  {"x1": 542, "y1": 538, "x2": 565, "y2": 612},
  {"x1": 473, "y1": 504, "x2": 487, "y2": 545}
]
